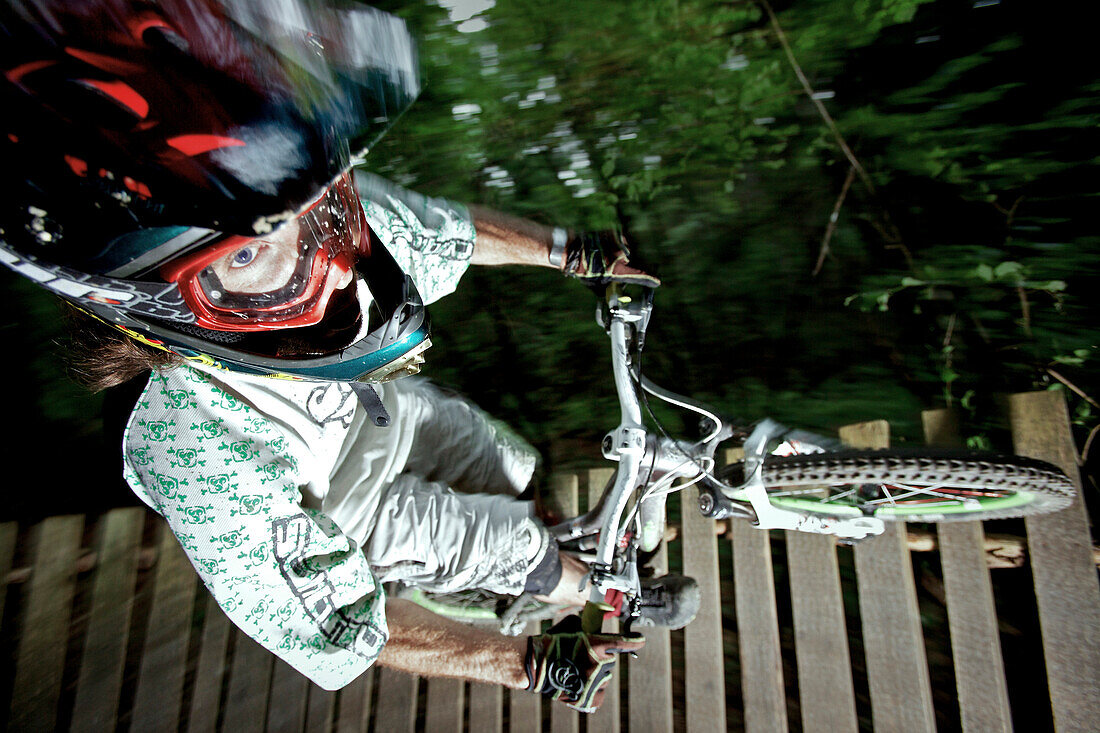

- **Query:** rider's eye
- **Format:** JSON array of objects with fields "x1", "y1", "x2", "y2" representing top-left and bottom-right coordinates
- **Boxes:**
[{"x1": 230, "y1": 246, "x2": 259, "y2": 268}]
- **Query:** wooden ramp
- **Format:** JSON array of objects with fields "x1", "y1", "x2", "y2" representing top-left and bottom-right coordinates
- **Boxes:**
[{"x1": 0, "y1": 390, "x2": 1096, "y2": 731}]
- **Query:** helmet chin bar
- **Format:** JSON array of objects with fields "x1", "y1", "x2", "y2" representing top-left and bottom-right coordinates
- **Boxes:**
[{"x1": 361, "y1": 338, "x2": 431, "y2": 383}]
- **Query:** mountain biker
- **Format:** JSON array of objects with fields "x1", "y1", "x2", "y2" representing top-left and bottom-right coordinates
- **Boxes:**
[{"x1": 0, "y1": 0, "x2": 679, "y2": 713}]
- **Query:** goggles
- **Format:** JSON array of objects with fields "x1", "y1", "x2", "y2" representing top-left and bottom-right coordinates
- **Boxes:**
[{"x1": 159, "y1": 173, "x2": 368, "y2": 332}]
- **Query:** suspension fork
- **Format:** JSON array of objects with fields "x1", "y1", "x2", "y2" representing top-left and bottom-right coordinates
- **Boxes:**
[{"x1": 702, "y1": 420, "x2": 886, "y2": 540}]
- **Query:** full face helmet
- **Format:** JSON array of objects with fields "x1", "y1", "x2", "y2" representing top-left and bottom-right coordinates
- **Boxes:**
[{"x1": 0, "y1": 0, "x2": 431, "y2": 383}]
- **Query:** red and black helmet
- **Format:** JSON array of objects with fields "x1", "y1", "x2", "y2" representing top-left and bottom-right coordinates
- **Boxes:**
[{"x1": 1, "y1": 0, "x2": 432, "y2": 383}]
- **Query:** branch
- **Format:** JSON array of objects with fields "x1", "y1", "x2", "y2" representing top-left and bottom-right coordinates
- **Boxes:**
[
  {"x1": 1083, "y1": 423, "x2": 1098, "y2": 465},
  {"x1": 760, "y1": 0, "x2": 915, "y2": 270},
  {"x1": 758, "y1": 0, "x2": 874, "y2": 194},
  {"x1": 813, "y1": 164, "x2": 856, "y2": 276},
  {"x1": 1016, "y1": 285, "x2": 1033, "y2": 336},
  {"x1": 1047, "y1": 368, "x2": 1100, "y2": 409}
]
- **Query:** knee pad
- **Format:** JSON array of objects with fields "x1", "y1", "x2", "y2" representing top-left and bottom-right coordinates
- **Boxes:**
[{"x1": 522, "y1": 520, "x2": 563, "y2": 595}]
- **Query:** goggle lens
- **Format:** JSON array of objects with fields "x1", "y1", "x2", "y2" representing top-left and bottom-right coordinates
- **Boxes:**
[{"x1": 161, "y1": 173, "x2": 367, "y2": 331}]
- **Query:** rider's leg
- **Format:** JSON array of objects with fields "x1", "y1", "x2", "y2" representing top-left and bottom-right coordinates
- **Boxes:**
[
  {"x1": 395, "y1": 379, "x2": 538, "y2": 496},
  {"x1": 361, "y1": 475, "x2": 544, "y2": 594},
  {"x1": 530, "y1": 551, "x2": 700, "y2": 630},
  {"x1": 532, "y1": 551, "x2": 589, "y2": 607}
]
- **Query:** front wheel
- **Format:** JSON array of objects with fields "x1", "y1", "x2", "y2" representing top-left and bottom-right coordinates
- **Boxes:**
[{"x1": 717, "y1": 449, "x2": 1075, "y2": 523}]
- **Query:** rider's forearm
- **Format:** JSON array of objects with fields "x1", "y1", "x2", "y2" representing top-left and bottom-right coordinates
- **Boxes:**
[
  {"x1": 377, "y1": 598, "x2": 529, "y2": 689},
  {"x1": 468, "y1": 204, "x2": 565, "y2": 270}
]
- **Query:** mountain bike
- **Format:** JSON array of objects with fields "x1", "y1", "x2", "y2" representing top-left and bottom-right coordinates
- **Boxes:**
[{"x1": 399, "y1": 286, "x2": 1076, "y2": 635}]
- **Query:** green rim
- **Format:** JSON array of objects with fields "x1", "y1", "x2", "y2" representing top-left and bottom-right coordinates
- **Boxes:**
[
  {"x1": 404, "y1": 589, "x2": 501, "y2": 622},
  {"x1": 769, "y1": 489, "x2": 1035, "y2": 517}
]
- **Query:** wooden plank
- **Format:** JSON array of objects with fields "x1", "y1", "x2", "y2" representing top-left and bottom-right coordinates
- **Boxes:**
[
  {"x1": 0, "y1": 522, "x2": 16, "y2": 625},
  {"x1": 266, "y1": 658, "x2": 310, "y2": 733},
  {"x1": 469, "y1": 681, "x2": 502, "y2": 732},
  {"x1": 130, "y1": 522, "x2": 199, "y2": 733},
  {"x1": 627, "y1": 541, "x2": 673, "y2": 733},
  {"x1": 785, "y1": 530, "x2": 858, "y2": 733},
  {"x1": 221, "y1": 630, "x2": 274, "y2": 732},
  {"x1": 373, "y1": 668, "x2": 418, "y2": 733},
  {"x1": 508, "y1": 622, "x2": 542, "y2": 733},
  {"x1": 0, "y1": 518, "x2": 18, "y2": 725},
  {"x1": 550, "y1": 472, "x2": 579, "y2": 733},
  {"x1": 923, "y1": 408, "x2": 1012, "y2": 733},
  {"x1": 8, "y1": 515, "x2": 84, "y2": 733},
  {"x1": 334, "y1": 667, "x2": 372, "y2": 733},
  {"x1": 587, "y1": 467, "x2": 620, "y2": 733},
  {"x1": 731, "y1": 519, "x2": 787, "y2": 733},
  {"x1": 70, "y1": 508, "x2": 145, "y2": 733},
  {"x1": 424, "y1": 677, "x2": 463, "y2": 733},
  {"x1": 682, "y1": 483, "x2": 727, "y2": 732},
  {"x1": 187, "y1": 592, "x2": 233, "y2": 733},
  {"x1": 305, "y1": 684, "x2": 337, "y2": 733},
  {"x1": 1008, "y1": 391, "x2": 1100, "y2": 730},
  {"x1": 845, "y1": 420, "x2": 936, "y2": 733}
]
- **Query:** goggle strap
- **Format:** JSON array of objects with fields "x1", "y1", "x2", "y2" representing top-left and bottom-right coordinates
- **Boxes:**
[{"x1": 349, "y1": 382, "x2": 391, "y2": 427}]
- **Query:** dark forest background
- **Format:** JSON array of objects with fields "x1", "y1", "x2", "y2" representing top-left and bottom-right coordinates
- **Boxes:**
[{"x1": 1, "y1": 0, "x2": 1096, "y2": 521}]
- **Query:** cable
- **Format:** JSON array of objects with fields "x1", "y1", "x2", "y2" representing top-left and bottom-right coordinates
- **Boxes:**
[{"x1": 630, "y1": 346, "x2": 737, "y2": 494}]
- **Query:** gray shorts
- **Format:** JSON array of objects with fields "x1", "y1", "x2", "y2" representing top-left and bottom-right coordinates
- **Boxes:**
[{"x1": 360, "y1": 380, "x2": 547, "y2": 595}]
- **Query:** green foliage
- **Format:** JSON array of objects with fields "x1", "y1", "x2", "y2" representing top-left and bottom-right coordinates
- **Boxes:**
[
  {"x1": 367, "y1": 0, "x2": 1097, "y2": 461},
  {"x1": 5, "y1": 0, "x2": 1095, "y2": 516}
]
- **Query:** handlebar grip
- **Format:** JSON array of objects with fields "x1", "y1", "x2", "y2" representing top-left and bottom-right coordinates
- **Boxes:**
[{"x1": 581, "y1": 600, "x2": 612, "y2": 634}]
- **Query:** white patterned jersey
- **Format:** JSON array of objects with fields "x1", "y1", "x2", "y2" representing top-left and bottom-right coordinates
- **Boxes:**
[{"x1": 122, "y1": 175, "x2": 475, "y2": 689}]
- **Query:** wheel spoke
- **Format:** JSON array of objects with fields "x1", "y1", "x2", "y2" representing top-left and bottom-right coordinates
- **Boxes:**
[
  {"x1": 821, "y1": 486, "x2": 859, "y2": 504},
  {"x1": 769, "y1": 479, "x2": 1003, "y2": 511},
  {"x1": 864, "y1": 481, "x2": 988, "y2": 507},
  {"x1": 864, "y1": 481, "x2": 950, "y2": 505}
]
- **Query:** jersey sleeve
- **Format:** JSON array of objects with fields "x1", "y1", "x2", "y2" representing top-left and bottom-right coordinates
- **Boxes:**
[
  {"x1": 122, "y1": 368, "x2": 387, "y2": 690},
  {"x1": 354, "y1": 170, "x2": 475, "y2": 304}
]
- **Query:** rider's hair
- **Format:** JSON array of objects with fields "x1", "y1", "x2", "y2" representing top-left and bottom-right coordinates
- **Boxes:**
[{"x1": 64, "y1": 308, "x2": 182, "y2": 393}]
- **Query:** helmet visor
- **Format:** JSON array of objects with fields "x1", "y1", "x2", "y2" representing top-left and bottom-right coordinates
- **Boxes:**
[{"x1": 160, "y1": 173, "x2": 368, "y2": 332}]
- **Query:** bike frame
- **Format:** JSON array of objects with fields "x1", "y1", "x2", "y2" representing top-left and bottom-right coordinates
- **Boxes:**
[{"x1": 551, "y1": 288, "x2": 885, "y2": 618}]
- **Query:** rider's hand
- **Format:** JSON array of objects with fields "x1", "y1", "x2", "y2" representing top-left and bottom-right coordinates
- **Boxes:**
[
  {"x1": 524, "y1": 614, "x2": 645, "y2": 713},
  {"x1": 561, "y1": 230, "x2": 660, "y2": 290}
]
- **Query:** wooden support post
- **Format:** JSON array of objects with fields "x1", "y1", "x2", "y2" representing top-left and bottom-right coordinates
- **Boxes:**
[
  {"x1": 1009, "y1": 391, "x2": 1100, "y2": 730},
  {"x1": 923, "y1": 408, "x2": 1012, "y2": 733},
  {"x1": 846, "y1": 420, "x2": 936, "y2": 733}
]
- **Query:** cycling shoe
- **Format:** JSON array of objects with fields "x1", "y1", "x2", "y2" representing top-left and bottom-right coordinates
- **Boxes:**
[{"x1": 634, "y1": 574, "x2": 700, "y2": 630}]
